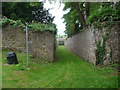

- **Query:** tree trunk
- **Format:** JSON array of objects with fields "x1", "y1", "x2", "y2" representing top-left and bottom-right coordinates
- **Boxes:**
[
  {"x1": 73, "y1": 2, "x2": 87, "y2": 28},
  {"x1": 85, "y1": 2, "x2": 90, "y2": 19}
]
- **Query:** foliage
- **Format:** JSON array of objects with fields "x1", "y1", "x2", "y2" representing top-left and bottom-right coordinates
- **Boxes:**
[
  {"x1": 2, "y1": 2, "x2": 54, "y2": 23},
  {"x1": 2, "y1": 2, "x2": 56, "y2": 32},
  {"x1": 63, "y1": 2, "x2": 83, "y2": 37},
  {"x1": 2, "y1": 18, "x2": 57, "y2": 32},
  {"x1": 2, "y1": 17, "x2": 24, "y2": 27},
  {"x1": 2, "y1": 47, "x2": 118, "y2": 88},
  {"x1": 96, "y1": 34, "x2": 109, "y2": 65},
  {"x1": 63, "y1": 2, "x2": 120, "y2": 37},
  {"x1": 86, "y1": 2, "x2": 120, "y2": 27},
  {"x1": 28, "y1": 22, "x2": 57, "y2": 32}
]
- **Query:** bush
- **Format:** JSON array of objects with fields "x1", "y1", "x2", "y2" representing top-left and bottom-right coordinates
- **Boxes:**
[
  {"x1": 87, "y1": 7, "x2": 120, "y2": 27},
  {"x1": 2, "y1": 17, "x2": 24, "y2": 27},
  {"x1": 28, "y1": 22, "x2": 57, "y2": 32},
  {"x1": 2, "y1": 18, "x2": 57, "y2": 32}
]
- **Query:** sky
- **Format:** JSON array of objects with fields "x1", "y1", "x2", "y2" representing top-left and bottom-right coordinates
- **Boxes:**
[{"x1": 43, "y1": 1, "x2": 69, "y2": 36}]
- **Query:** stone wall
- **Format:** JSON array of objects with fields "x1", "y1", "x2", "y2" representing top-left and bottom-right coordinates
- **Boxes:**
[
  {"x1": 2, "y1": 26, "x2": 55, "y2": 62},
  {"x1": 93, "y1": 22, "x2": 119, "y2": 64},
  {"x1": 65, "y1": 28, "x2": 96, "y2": 65},
  {"x1": 65, "y1": 22, "x2": 119, "y2": 65}
]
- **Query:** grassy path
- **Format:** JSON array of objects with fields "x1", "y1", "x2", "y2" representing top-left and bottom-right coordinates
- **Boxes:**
[{"x1": 2, "y1": 46, "x2": 118, "y2": 88}]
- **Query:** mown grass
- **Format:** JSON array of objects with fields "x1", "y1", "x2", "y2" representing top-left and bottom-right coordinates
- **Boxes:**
[{"x1": 2, "y1": 46, "x2": 118, "y2": 88}]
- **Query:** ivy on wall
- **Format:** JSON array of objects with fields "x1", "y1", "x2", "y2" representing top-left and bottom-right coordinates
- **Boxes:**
[{"x1": 96, "y1": 33, "x2": 109, "y2": 65}]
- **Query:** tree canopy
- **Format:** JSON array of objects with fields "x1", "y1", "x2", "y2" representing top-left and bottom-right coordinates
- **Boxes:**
[
  {"x1": 63, "y1": 2, "x2": 120, "y2": 37},
  {"x1": 2, "y1": 2, "x2": 57, "y2": 32},
  {"x1": 2, "y1": 2, "x2": 54, "y2": 23}
]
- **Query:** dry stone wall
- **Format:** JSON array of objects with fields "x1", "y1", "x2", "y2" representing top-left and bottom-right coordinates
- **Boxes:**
[
  {"x1": 65, "y1": 22, "x2": 119, "y2": 65},
  {"x1": 2, "y1": 26, "x2": 55, "y2": 62}
]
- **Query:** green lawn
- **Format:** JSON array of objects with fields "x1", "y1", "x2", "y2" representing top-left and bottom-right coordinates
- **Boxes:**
[{"x1": 2, "y1": 46, "x2": 118, "y2": 88}]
